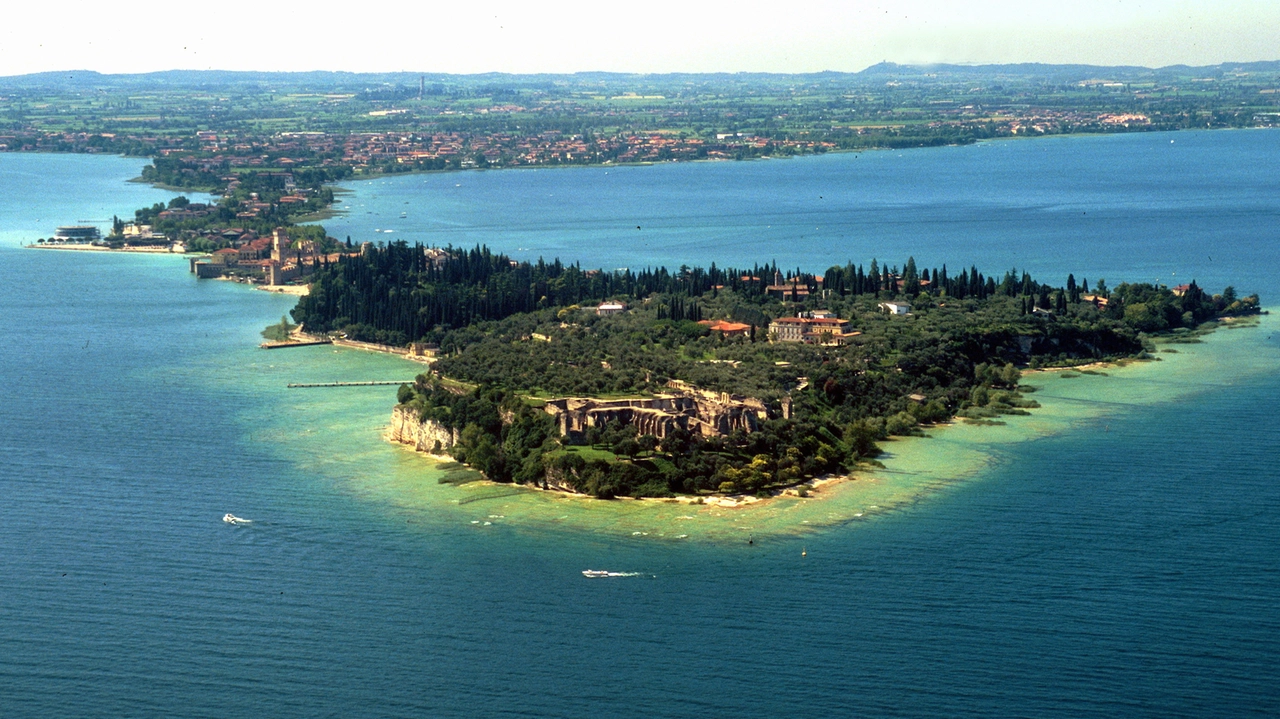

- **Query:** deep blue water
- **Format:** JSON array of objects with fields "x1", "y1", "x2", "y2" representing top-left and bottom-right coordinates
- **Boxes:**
[
  {"x1": 2, "y1": 136, "x2": 1279, "y2": 717},
  {"x1": 323, "y1": 130, "x2": 1280, "y2": 293}
]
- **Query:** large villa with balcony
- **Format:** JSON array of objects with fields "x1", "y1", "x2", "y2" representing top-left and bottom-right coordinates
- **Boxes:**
[{"x1": 768, "y1": 311, "x2": 861, "y2": 345}]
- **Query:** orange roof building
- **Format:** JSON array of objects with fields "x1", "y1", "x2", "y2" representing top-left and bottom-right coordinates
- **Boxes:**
[{"x1": 699, "y1": 320, "x2": 752, "y2": 337}]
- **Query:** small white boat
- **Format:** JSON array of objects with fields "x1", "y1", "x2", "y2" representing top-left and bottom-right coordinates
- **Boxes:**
[{"x1": 223, "y1": 513, "x2": 251, "y2": 525}]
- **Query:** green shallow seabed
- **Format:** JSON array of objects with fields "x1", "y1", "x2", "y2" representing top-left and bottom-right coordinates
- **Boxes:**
[{"x1": 211, "y1": 310, "x2": 1277, "y2": 542}]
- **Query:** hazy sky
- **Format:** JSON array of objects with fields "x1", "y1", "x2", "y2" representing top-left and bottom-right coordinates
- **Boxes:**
[{"x1": 2, "y1": 0, "x2": 1278, "y2": 76}]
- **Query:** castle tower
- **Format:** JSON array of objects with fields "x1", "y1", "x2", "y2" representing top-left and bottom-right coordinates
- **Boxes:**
[{"x1": 271, "y1": 227, "x2": 289, "y2": 263}]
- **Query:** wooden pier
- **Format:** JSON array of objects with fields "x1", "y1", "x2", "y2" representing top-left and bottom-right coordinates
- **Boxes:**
[
  {"x1": 287, "y1": 381, "x2": 415, "y2": 388},
  {"x1": 260, "y1": 339, "x2": 333, "y2": 349}
]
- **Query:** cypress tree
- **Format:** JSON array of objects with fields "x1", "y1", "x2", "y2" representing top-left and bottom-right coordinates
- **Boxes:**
[{"x1": 902, "y1": 257, "x2": 919, "y2": 297}]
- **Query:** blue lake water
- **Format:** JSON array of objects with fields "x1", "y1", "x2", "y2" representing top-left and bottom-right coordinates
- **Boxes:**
[
  {"x1": 323, "y1": 130, "x2": 1280, "y2": 293},
  {"x1": 2, "y1": 134, "x2": 1279, "y2": 717}
]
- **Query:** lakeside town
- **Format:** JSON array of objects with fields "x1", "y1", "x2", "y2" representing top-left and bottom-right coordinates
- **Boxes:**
[
  {"x1": 4, "y1": 62, "x2": 1279, "y2": 189},
  {"x1": 0, "y1": 107, "x2": 1245, "y2": 175}
]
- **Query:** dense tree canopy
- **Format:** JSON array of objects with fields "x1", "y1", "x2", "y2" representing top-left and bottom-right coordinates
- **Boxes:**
[{"x1": 359, "y1": 245, "x2": 1260, "y2": 498}]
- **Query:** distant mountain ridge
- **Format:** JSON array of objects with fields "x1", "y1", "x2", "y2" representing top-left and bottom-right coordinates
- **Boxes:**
[
  {"x1": 2, "y1": 61, "x2": 1278, "y2": 91},
  {"x1": 859, "y1": 60, "x2": 1280, "y2": 73},
  {"x1": 856, "y1": 60, "x2": 1280, "y2": 79}
]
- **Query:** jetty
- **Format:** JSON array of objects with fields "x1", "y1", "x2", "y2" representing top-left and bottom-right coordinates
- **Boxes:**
[
  {"x1": 260, "y1": 339, "x2": 333, "y2": 349},
  {"x1": 287, "y1": 381, "x2": 415, "y2": 388}
]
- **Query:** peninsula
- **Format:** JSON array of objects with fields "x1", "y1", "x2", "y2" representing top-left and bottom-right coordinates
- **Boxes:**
[
  {"x1": 288, "y1": 243, "x2": 1261, "y2": 499},
  {"x1": 36, "y1": 177, "x2": 1260, "y2": 502}
]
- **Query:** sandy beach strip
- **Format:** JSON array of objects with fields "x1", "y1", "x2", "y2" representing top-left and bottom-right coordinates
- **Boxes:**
[{"x1": 257, "y1": 284, "x2": 311, "y2": 296}]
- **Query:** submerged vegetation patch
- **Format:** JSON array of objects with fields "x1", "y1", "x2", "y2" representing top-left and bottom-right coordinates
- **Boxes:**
[{"x1": 435, "y1": 462, "x2": 484, "y2": 485}]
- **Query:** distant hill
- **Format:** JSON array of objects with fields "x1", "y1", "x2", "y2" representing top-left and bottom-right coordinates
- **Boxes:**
[
  {"x1": 2, "y1": 61, "x2": 1277, "y2": 92},
  {"x1": 856, "y1": 60, "x2": 1280, "y2": 81}
]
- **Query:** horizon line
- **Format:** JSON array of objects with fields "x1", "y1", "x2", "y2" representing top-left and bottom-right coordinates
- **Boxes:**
[{"x1": 5, "y1": 59, "x2": 1280, "y2": 81}]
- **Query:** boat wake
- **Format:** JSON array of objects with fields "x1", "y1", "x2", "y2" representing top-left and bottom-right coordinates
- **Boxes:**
[{"x1": 582, "y1": 570, "x2": 643, "y2": 578}]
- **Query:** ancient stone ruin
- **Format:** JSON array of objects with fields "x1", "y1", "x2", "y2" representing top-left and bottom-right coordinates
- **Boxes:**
[{"x1": 542, "y1": 381, "x2": 770, "y2": 439}]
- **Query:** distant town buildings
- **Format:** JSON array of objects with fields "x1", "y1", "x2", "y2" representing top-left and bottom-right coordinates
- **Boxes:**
[
  {"x1": 597, "y1": 302, "x2": 627, "y2": 316},
  {"x1": 156, "y1": 203, "x2": 213, "y2": 221},
  {"x1": 190, "y1": 227, "x2": 325, "y2": 286}
]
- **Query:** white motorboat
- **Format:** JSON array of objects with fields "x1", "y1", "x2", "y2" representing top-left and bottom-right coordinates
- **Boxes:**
[{"x1": 223, "y1": 513, "x2": 251, "y2": 525}]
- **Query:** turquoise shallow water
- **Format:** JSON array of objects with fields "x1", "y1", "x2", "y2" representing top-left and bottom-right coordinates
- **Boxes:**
[{"x1": 2, "y1": 138, "x2": 1280, "y2": 717}]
